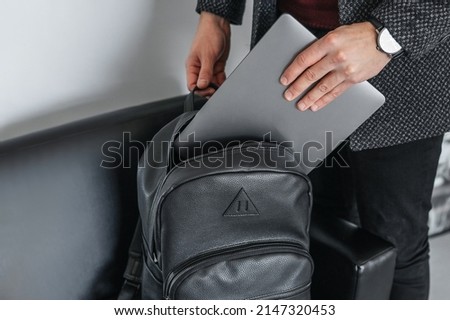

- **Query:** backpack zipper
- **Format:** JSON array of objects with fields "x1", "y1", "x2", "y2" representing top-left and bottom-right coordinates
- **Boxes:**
[
  {"x1": 163, "y1": 241, "x2": 313, "y2": 300},
  {"x1": 248, "y1": 282, "x2": 311, "y2": 300}
]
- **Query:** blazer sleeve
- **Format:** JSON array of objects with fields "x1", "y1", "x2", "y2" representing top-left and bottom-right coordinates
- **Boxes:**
[
  {"x1": 371, "y1": 0, "x2": 450, "y2": 59},
  {"x1": 196, "y1": 0, "x2": 246, "y2": 25}
]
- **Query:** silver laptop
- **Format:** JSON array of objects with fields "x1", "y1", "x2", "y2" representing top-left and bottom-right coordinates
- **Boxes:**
[{"x1": 177, "y1": 14, "x2": 385, "y2": 173}]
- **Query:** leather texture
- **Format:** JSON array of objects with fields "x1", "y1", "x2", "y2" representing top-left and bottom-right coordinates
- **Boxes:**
[
  {"x1": 310, "y1": 215, "x2": 397, "y2": 299},
  {"x1": 0, "y1": 95, "x2": 396, "y2": 299},
  {"x1": 0, "y1": 96, "x2": 186, "y2": 299},
  {"x1": 138, "y1": 112, "x2": 314, "y2": 300}
]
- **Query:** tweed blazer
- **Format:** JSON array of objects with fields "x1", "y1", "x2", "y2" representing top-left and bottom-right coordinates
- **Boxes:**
[{"x1": 196, "y1": 0, "x2": 450, "y2": 151}]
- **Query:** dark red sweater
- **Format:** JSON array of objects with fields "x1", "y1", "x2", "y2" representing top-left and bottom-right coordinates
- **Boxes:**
[{"x1": 278, "y1": 0, "x2": 340, "y2": 30}]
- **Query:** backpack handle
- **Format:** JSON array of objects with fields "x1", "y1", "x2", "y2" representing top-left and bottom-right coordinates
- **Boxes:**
[{"x1": 183, "y1": 83, "x2": 219, "y2": 112}]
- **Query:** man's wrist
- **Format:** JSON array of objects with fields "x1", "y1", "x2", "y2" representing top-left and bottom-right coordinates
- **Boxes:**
[
  {"x1": 200, "y1": 11, "x2": 230, "y2": 30},
  {"x1": 367, "y1": 17, "x2": 404, "y2": 59},
  {"x1": 362, "y1": 21, "x2": 392, "y2": 60}
]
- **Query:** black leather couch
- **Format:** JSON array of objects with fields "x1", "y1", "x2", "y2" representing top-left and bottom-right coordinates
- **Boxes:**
[{"x1": 0, "y1": 96, "x2": 396, "y2": 299}]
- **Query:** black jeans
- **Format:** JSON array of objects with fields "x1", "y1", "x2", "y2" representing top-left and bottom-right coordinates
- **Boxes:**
[{"x1": 309, "y1": 135, "x2": 444, "y2": 299}]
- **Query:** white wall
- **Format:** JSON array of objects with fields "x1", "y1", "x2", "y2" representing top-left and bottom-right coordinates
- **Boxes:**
[{"x1": 0, "y1": 0, "x2": 252, "y2": 141}]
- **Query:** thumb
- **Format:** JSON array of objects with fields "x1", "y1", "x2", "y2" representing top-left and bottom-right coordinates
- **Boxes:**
[{"x1": 197, "y1": 56, "x2": 214, "y2": 89}]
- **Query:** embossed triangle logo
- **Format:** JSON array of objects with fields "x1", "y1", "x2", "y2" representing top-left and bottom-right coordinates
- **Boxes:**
[{"x1": 223, "y1": 188, "x2": 260, "y2": 217}]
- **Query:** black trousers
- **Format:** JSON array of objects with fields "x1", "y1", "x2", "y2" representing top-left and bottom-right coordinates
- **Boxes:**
[{"x1": 309, "y1": 135, "x2": 444, "y2": 299}]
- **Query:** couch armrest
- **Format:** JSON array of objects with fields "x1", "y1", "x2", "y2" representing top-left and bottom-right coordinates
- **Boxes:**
[{"x1": 310, "y1": 215, "x2": 397, "y2": 300}]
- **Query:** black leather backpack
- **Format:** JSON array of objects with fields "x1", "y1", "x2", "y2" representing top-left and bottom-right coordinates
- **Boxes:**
[{"x1": 119, "y1": 89, "x2": 314, "y2": 300}]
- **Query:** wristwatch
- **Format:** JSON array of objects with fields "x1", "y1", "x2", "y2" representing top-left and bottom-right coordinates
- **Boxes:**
[{"x1": 368, "y1": 17, "x2": 404, "y2": 59}]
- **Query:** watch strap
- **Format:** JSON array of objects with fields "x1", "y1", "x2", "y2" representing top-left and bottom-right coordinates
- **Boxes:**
[{"x1": 368, "y1": 16, "x2": 384, "y2": 32}]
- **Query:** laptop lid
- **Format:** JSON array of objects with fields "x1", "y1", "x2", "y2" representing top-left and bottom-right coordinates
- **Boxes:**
[{"x1": 177, "y1": 14, "x2": 385, "y2": 173}]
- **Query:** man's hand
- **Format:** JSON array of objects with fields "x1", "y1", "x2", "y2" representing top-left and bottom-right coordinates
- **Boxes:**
[
  {"x1": 186, "y1": 12, "x2": 231, "y2": 96},
  {"x1": 280, "y1": 22, "x2": 391, "y2": 112}
]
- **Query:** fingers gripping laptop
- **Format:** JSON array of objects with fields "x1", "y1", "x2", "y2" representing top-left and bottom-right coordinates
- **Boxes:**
[{"x1": 177, "y1": 14, "x2": 385, "y2": 174}]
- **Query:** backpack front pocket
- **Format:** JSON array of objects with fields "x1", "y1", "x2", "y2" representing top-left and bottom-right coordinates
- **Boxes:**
[{"x1": 164, "y1": 242, "x2": 313, "y2": 300}]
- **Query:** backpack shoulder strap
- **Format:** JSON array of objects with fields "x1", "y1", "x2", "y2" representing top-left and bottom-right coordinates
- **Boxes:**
[{"x1": 118, "y1": 219, "x2": 143, "y2": 300}]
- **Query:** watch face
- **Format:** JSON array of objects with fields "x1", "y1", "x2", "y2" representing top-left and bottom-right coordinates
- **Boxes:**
[{"x1": 379, "y1": 28, "x2": 402, "y2": 54}]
